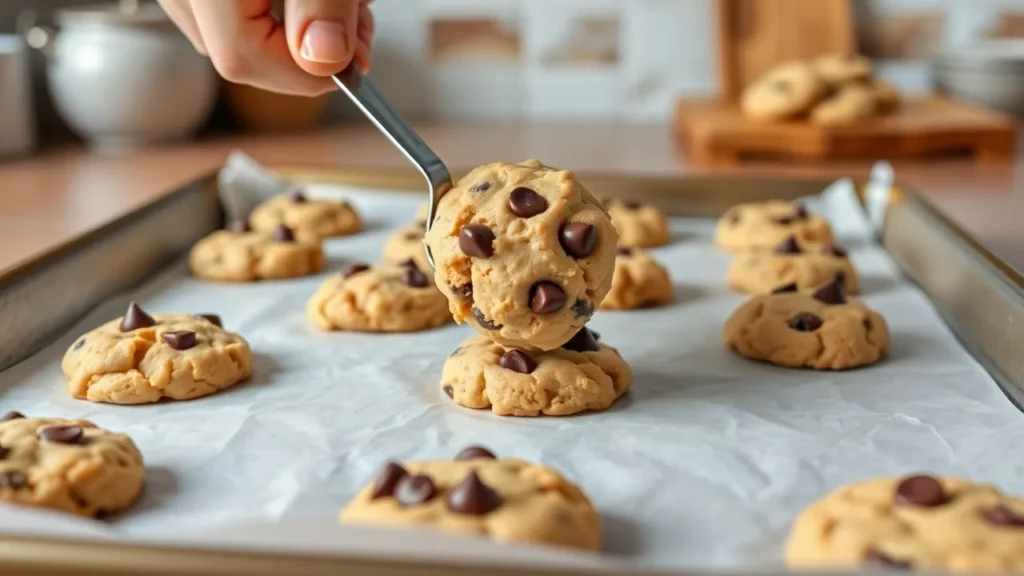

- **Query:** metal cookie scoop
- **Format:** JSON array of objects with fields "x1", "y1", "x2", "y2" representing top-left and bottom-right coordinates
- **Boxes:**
[{"x1": 332, "y1": 65, "x2": 452, "y2": 269}]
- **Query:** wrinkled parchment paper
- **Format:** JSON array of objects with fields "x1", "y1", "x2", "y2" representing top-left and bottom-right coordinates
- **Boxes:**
[{"x1": 1, "y1": 158, "x2": 1022, "y2": 572}]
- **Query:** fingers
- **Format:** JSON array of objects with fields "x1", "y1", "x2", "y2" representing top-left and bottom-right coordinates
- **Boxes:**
[
  {"x1": 353, "y1": 2, "x2": 375, "y2": 72},
  {"x1": 285, "y1": 0, "x2": 361, "y2": 76},
  {"x1": 157, "y1": 0, "x2": 207, "y2": 54}
]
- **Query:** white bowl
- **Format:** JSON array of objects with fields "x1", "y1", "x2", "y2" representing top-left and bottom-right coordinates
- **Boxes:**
[{"x1": 935, "y1": 40, "x2": 1024, "y2": 117}]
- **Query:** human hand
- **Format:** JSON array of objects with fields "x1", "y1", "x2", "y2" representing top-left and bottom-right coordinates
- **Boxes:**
[{"x1": 157, "y1": 0, "x2": 374, "y2": 96}]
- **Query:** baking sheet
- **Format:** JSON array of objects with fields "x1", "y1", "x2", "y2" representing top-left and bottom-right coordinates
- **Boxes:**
[{"x1": 0, "y1": 174, "x2": 1022, "y2": 572}]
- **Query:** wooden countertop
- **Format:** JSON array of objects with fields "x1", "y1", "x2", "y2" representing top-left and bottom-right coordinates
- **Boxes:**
[{"x1": 1, "y1": 121, "x2": 1022, "y2": 273}]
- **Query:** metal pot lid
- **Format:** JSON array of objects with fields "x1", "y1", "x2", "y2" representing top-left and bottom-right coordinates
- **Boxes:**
[{"x1": 54, "y1": 1, "x2": 171, "y2": 27}]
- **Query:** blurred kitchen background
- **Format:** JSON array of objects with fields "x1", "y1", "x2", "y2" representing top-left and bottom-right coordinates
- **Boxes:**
[{"x1": 1, "y1": 0, "x2": 1023, "y2": 156}]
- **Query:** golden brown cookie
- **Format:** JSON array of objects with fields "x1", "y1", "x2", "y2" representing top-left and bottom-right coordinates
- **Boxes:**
[
  {"x1": 727, "y1": 236, "x2": 858, "y2": 295},
  {"x1": 812, "y1": 53, "x2": 873, "y2": 86},
  {"x1": 381, "y1": 222, "x2": 431, "y2": 273},
  {"x1": 715, "y1": 200, "x2": 834, "y2": 252},
  {"x1": 605, "y1": 198, "x2": 670, "y2": 248},
  {"x1": 600, "y1": 247, "x2": 673, "y2": 310},
  {"x1": 810, "y1": 84, "x2": 879, "y2": 126},
  {"x1": 741, "y1": 61, "x2": 826, "y2": 122},
  {"x1": 249, "y1": 190, "x2": 362, "y2": 242},
  {"x1": 189, "y1": 222, "x2": 325, "y2": 282}
]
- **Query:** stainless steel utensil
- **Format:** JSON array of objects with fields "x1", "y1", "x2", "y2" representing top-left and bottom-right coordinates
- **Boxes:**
[{"x1": 332, "y1": 65, "x2": 452, "y2": 269}]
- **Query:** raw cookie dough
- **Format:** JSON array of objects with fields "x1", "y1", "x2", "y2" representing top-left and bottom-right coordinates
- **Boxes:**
[
  {"x1": 62, "y1": 302, "x2": 253, "y2": 404},
  {"x1": 249, "y1": 190, "x2": 363, "y2": 241},
  {"x1": 605, "y1": 198, "x2": 670, "y2": 248},
  {"x1": 189, "y1": 223, "x2": 325, "y2": 282},
  {"x1": 810, "y1": 83, "x2": 879, "y2": 126},
  {"x1": 440, "y1": 330, "x2": 631, "y2": 416},
  {"x1": 723, "y1": 283, "x2": 889, "y2": 370},
  {"x1": 714, "y1": 200, "x2": 834, "y2": 252},
  {"x1": 812, "y1": 53, "x2": 873, "y2": 86},
  {"x1": 424, "y1": 160, "x2": 617, "y2": 351},
  {"x1": 340, "y1": 447, "x2": 601, "y2": 551},
  {"x1": 600, "y1": 247, "x2": 674, "y2": 310},
  {"x1": 0, "y1": 414, "x2": 144, "y2": 518},
  {"x1": 306, "y1": 263, "x2": 450, "y2": 332},
  {"x1": 786, "y1": 473, "x2": 1024, "y2": 572},
  {"x1": 741, "y1": 61, "x2": 825, "y2": 122},
  {"x1": 381, "y1": 221, "x2": 431, "y2": 273},
  {"x1": 727, "y1": 236, "x2": 858, "y2": 295}
]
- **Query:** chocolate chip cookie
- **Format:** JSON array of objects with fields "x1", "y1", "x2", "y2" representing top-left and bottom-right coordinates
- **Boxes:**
[
  {"x1": 605, "y1": 198, "x2": 669, "y2": 248},
  {"x1": 189, "y1": 222, "x2": 325, "y2": 282},
  {"x1": 0, "y1": 414, "x2": 144, "y2": 517},
  {"x1": 723, "y1": 282, "x2": 889, "y2": 370},
  {"x1": 741, "y1": 61, "x2": 826, "y2": 122},
  {"x1": 714, "y1": 200, "x2": 834, "y2": 252},
  {"x1": 249, "y1": 190, "x2": 363, "y2": 242},
  {"x1": 727, "y1": 236, "x2": 858, "y2": 295},
  {"x1": 306, "y1": 263, "x2": 450, "y2": 332},
  {"x1": 62, "y1": 302, "x2": 253, "y2": 404},
  {"x1": 810, "y1": 83, "x2": 879, "y2": 126},
  {"x1": 381, "y1": 221, "x2": 431, "y2": 273},
  {"x1": 424, "y1": 160, "x2": 617, "y2": 351},
  {"x1": 440, "y1": 330, "x2": 631, "y2": 416},
  {"x1": 787, "y1": 474, "x2": 1024, "y2": 572},
  {"x1": 340, "y1": 447, "x2": 601, "y2": 551},
  {"x1": 600, "y1": 247, "x2": 674, "y2": 310}
]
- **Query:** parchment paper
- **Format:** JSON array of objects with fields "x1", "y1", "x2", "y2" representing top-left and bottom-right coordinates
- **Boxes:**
[{"x1": 1, "y1": 160, "x2": 1022, "y2": 572}]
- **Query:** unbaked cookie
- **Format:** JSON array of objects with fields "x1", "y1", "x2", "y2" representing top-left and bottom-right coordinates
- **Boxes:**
[
  {"x1": 741, "y1": 61, "x2": 825, "y2": 122},
  {"x1": 786, "y1": 473, "x2": 1024, "y2": 572},
  {"x1": 810, "y1": 83, "x2": 879, "y2": 126},
  {"x1": 340, "y1": 448, "x2": 601, "y2": 551},
  {"x1": 62, "y1": 302, "x2": 253, "y2": 404},
  {"x1": 0, "y1": 415, "x2": 144, "y2": 518},
  {"x1": 424, "y1": 160, "x2": 617, "y2": 351},
  {"x1": 440, "y1": 330, "x2": 631, "y2": 416},
  {"x1": 714, "y1": 200, "x2": 834, "y2": 252},
  {"x1": 727, "y1": 236, "x2": 858, "y2": 295},
  {"x1": 306, "y1": 263, "x2": 450, "y2": 332},
  {"x1": 249, "y1": 190, "x2": 363, "y2": 242},
  {"x1": 605, "y1": 198, "x2": 669, "y2": 248},
  {"x1": 723, "y1": 282, "x2": 889, "y2": 370},
  {"x1": 189, "y1": 222, "x2": 325, "y2": 282},
  {"x1": 600, "y1": 247, "x2": 673, "y2": 310},
  {"x1": 812, "y1": 53, "x2": 873, "y2": 86},
  {"x1": 381, "y1": 221, "x2": 431, "y2": 273}
]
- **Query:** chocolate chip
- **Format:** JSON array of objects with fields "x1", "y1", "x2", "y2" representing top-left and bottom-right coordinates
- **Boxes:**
[
  {"x1": 895, "y1": 475, "x2": 948, "y2": 508},
  {"x1": 508, "y1": 187, "x2": 548, "y2": 218},
  {"x1": 39, "y1": 425, "x2": 85, "y2": 445},
  {"x1": 772, "y1": 215, "x2": 794, "y2": 225},
  {"x1": 776, "y1": 236, "x2": 802, "y2": 254},
  {"x1": 394, "y1": 474, "x2": 436, "y2": 507},
  {"x1": 864, "y1": 550, "x2": 911, "y2": 569},
  {"x1": 227, "y1": 220, "x2": 251, "y2": 233},
  {"x1": 0, "y1": 471, "x2": 27, "y2": 490},
  {"x1": 73, "y1": 339, "x2": 86, "y2": 350},
  {"x1": 590, "y1": 330, "x2": 601, "y2": 341},
  {"x1": 120, "y1": 301, "x2": 156, "y2": 332},
  {"x1": 446, "y1": 471, "x2": 500, "y2": 516},
  {"x1": 459, "y1": 224, "x2": 495, "y2": 258},
  {"x1": 94, "y1": 508, "x2": 110, "y2": 520},
  {"x1": 571, "y1": 299, "x2": 593, "y2": 318},
  {"x1": 452, "y1": 283, "x2": 473, "y2": 299},
  {"x1": 469, "y1": 182, "x2": 491, "y2": 193},
  {"x1": 291, "y1": 191, "x2": 307, "y2": 203},
  {"x1": 562, "y1": 328, "x2": 599, "y2": 352},
  {"x1": 812, "y1": 277, "x2": 846, "y2": 305},
  {"x1": 0, "y1": 411, "x2": 24, "y2": 422},
  {"x1": 772, "y1": 283, "x2": 799, "y2": 294},
  {"x1": 162, "y1": 330, "x2": 197, "y2": 350},
  {"x1": 983, "y1": 505, "x2": 1024, "y2": 526},
  {"x1": 616, "y1": 246, "x2": 632, "y2": 256},
  {"x1": 370, "y1": 462, "x2": 408, "y2": 500},
  {"x1": 794, "y1": 204, "x2": 809, "y2": 220},
  {"x1": 397, "y1": 258, "x2": 418, "y2": 269},
  {"x1": 822, "y1": 244, "x2": 848, "y2": 258},
  {"x1": 404, "y1": 232, "x2": 421, "y2": 241},
  {"x1": 344, "y1": 263, "x2": 370, "y2": 278},
  {"x1": 622, "y1": 199, "x2": 641, "y2": 210},
  {"x1": 455, "y1": 446, "x2": 496, "y2": 460},
  {"x1": 559, "y1": 223, "x2": 597, "y2": 259},
  {"x1": 271, "y1": 225, "x2": 295, "y2": 242},
  {"x1": 196, "y1": 314, "x2": 222, "y2": 328},
  {"x1": 529, "y1": 282, "x2": 567, "y2": 314},
  {"x1": 472, "y1": 307, "x2": 501, "y2": 330},
  {"x1": 789, "y1": 312, "x2": 823, "y2": 332},
  {"x1": 0, "y1": 445, "x2": 9, "y2": 459},
  {"x1": 402, "y1": 268, "x2": 429, "y2": 288},
  {"x1": 499, "y1": 349, "x2": 537, "y2": 374},
  {"x1": 727, "y1": 211, "x2": 740, "y2": 225},
  {"x1": 416, "y1": 220, "x2": 427, "y2": 228},
  {"x1": 443, "y1": 385, "x2": 454, "y2": 398}
]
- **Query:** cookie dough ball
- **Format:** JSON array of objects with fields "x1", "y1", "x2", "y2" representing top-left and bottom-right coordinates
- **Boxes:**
[
  {"x1": 0, "y1": 414, "x2": 144, "y2": 518},
  {"x1": 714, "y1": 200, "x2": 834, "y2": 252},
  {"x1": 424, "y1": 160, "x2": 617, "y2": 351},
  {"x1": 812, "y1": 53, "x2": 873, "y2": 86},
  {"x1": 810, "y1": 84, "x2": 879, "y2": 126},
  {"x1": 189, "y1": 222, "x2": 325, "y2": 282},
  {"x1": 382, "y1": 222, "x2": 431, "y2": 273},
  {"x1": 340, "y1": 448, "x2": 601, "y2": 551},
  {"x1": 306, "y1": 263, "x2": 450, "y2": 332},
  {"x1": 249, "y1": 190, "x2": 362, "y2": 241},
  {"x1": 741, "y1": 61, "x2": 825, "y2": 122},
  {"x1": 605, "y1": 198, "x2": 670, "y2": 248},
  {"x1": 600, "y1": 247, "x2": 674, "y2": 310},
  {"x1": 441, "y1": 330, "x2": 631, "y2": 416},
  {"x1": 786, "y1": 473, "x2": 1024, "y2": 572},
  {"x1": 723, "y1": 280, "x2": 889, "y2": 370},
  {"x1": 62, "y1": 302, "x2": 252, "y2": 404},
  {"x1": 727, "y1": 236, "x2": 858, "y2": 295}
]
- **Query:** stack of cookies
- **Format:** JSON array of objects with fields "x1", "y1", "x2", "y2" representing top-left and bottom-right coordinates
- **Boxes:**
[{"x1": 741, "y1": 53, "x2": 901, "y2": 126}]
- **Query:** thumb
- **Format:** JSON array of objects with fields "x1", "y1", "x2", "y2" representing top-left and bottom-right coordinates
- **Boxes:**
[{"x1": 286, "y1": 0, "x2": 361, "y2": 76}]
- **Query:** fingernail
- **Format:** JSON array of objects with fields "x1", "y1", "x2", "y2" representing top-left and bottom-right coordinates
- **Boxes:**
[{"x1": 300, "y1": 20, "x2": 349, "y2": 63}]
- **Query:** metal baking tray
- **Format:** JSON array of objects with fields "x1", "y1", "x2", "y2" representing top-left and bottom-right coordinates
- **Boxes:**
[{"x1": 0, "y1": 166, "x2": 1021, "y2": 576}]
